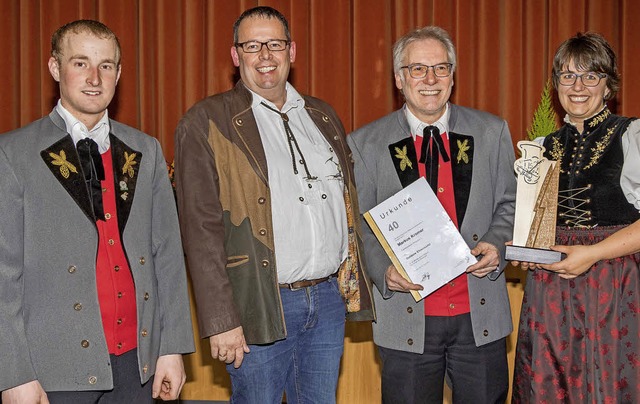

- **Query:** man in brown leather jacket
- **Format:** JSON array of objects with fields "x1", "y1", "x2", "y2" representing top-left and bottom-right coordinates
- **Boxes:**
[{"x1": 174, "y1": 6, "x2": 373, "y2": 404}]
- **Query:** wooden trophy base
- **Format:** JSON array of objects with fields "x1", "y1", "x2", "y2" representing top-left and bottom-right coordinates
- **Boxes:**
[{"x1": 505, "y1": 245, "x2": 565, "y2": 264}]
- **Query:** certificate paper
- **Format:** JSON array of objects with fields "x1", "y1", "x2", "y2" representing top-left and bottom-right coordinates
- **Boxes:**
[{"x1": 364, "y1": 177, "x2": 476, "y2": 301}]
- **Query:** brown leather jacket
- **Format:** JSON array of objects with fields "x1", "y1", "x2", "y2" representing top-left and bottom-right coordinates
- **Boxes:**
[{"x1": 175, "y1": 82, "x2": 374, "y2": 344}]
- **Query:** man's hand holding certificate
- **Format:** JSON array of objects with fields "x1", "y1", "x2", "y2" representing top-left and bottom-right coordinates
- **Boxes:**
[{"x1": 364, "y1": 178, "x2": 477, "y2": 301}]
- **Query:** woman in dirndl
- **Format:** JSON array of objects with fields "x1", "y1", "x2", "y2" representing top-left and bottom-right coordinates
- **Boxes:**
[{"x1": 512, "y1": 32, "x2": 640, "y2": 403}]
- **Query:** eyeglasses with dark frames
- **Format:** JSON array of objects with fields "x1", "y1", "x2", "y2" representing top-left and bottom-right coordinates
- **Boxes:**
[
  {"x1": 556, "y1": 71, "x2": 607, "y2": 87},
  {"x1": 400, "y1": 63, "x2": 453, "y2": 79},
  {"x1": 235, "y1": 40, "x2": 290, "y2": 53}
]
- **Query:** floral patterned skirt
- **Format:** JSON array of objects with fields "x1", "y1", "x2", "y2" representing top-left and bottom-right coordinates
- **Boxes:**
[{"x1": 512, "y1": 225, "x2": 640, "y2": 404}]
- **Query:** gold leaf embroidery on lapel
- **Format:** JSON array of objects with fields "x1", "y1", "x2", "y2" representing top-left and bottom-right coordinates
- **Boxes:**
[
  {"x1": 583, "y1": 124, "x2": 616, "y2": 171},
  {"x1": 49, "y1": 150, "x2": 78, "y2": 179},
  {"x1": 549, "y1": 136, "x2": 564, "y2": 172},
  {"x1": 122, "y1": 152, "x2": 137, "y2": 178},
  {"x1": 394, "y1": 146, "x2": 412, "y2": 171},
  {"x1": 456, "y1": 139, "x2": 470, "y2": 164},
  {"x1": 587, "y1": 108, "x2": 610, "y2": 128}
]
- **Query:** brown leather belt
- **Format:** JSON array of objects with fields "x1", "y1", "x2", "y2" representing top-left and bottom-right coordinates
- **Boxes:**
[{"x1": 279, "y1": 274, "x2": 334, "y2": 290}]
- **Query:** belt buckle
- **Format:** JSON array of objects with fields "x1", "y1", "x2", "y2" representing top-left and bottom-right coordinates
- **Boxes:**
[
  {"x1": 286, "y1": 282, "x2": 303, "y2": 291},
  {"x1": 281, "y1": 280, "x2": 304, "y2": 291}
]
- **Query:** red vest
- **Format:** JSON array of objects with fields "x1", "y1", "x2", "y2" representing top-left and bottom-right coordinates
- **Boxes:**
[
  {"x1": 96, "y1": 149, "x2": 138, "y2": 354},
  {"x1": 414, "y1": 134, "x2": 470, "y2": 316}
]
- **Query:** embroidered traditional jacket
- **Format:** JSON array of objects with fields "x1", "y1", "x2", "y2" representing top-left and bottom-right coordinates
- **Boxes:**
[
  {"x1": 0, "y1": 110, "x2": 194, "y2": 392},
  {"x1": 543, "y1": 108, "x2": 640, "y2": 228}
]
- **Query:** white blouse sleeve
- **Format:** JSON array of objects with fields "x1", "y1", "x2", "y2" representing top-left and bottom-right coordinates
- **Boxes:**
[{"x1": 620, "y1": 119, "x2": 640, "y2": 211}]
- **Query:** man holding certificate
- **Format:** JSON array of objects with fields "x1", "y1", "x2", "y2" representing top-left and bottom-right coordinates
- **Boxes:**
[{"x1": 347, "y1": 26, "x2": 516, "y2": 403}]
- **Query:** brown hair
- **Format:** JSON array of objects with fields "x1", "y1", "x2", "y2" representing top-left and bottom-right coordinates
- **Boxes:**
[
  {"x1": 233, "y1": 6, "x2": 291, "y2": 44},
  {"x1": 51, "y1": 20, "x2": 121, "y2": 65},
  {"x1": 552, "y1": 32, "x2": 619, "y2": 100}
]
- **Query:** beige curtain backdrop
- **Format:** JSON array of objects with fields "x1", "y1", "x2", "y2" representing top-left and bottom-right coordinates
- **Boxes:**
[{"x1": 3, "y1": 0, "x2": 640, "y2": 402}]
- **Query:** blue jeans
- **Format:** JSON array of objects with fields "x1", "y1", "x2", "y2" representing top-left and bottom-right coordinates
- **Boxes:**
[{"x1": 227, "y1": 277, "x2": 346, "y2": 404}]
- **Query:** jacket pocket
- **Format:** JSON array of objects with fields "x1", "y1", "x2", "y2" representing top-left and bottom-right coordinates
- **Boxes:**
[{"x1": 226, "y1": 255, "x2": 249, "y2": 268}]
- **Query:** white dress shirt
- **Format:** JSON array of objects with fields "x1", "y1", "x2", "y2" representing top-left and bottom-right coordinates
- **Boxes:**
[
  {"x1": 249, "y1": 83, "x2": 348, "y2": 283},
  {"x1": 404, "y1": 103, "x2": 450, "y2": 141},
  {"x1": 55, "y1": 100, "x2": 110, "y2": 152}
]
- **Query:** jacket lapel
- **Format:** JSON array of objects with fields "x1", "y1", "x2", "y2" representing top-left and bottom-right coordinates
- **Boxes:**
[
  {"x1": 231, "y1": 82, "x2": 269, "y2": 185},
  {"x1": 388, "y1": 137, "x2": 419, "y2": 188},
  {"x1": 305, "y1": 106, "x2": 348, "y2": 178},
  {"x1": 110, "y1": 134, "x2": 142, "y2": 234},
  {"x1": 449, "y1": 132, "x2": 474, "y2": 227},
  {"x1": 232, "y1": 108, "x2": 269, "y2": 185},
  {"x1": 41, "y1": 135, "x2": 96, "y2": 223}
]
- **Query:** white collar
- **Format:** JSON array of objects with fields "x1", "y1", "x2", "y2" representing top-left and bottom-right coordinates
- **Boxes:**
[
  {"x1": 55, "y1": 100, "x2": 111, "y2": 153},
  {"x1": 248, "y1": 82, "x2": 305, "y2": 113},
  {"x1": 404, "y1": 103, "x2": 450, "y2": 140}
]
